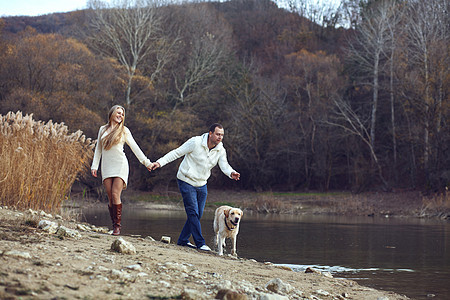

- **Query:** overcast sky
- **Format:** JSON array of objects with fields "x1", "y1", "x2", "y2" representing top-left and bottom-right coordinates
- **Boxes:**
[
  {"x1": 0, "y1": 0, "x2": 341, "y2": 17},
  {"x1": 0, "y1": 0, "x2": 89, "y2": 17}
]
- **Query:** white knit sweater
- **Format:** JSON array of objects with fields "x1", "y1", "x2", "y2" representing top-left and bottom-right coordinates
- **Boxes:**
[
  {"x1": 156, "y1": 133, "x2": 235, "y2": 187},
  {"x1": 91, "y1": 125, "x2": 151, "y2": 189}
]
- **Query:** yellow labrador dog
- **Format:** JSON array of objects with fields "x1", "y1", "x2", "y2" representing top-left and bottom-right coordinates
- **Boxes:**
[{"x1": 213, "y1": 205, "x2": 243, "y2": 256}]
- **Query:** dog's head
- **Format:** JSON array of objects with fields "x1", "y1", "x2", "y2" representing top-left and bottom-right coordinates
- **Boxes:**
[{"x1": 224, "y1": 207, "x2": 243, "y2": 226}]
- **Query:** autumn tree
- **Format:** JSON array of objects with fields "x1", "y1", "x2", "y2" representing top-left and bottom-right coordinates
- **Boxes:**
[
  {"x1": 400, "y1": 0, "x2": 449, "y2": 186},
  {"x1": 284, "y1": 49, "x2": 345, "y2": 190},
  {"x1": 345, "y1": 0, "x2": 397, "y2": 153},
  {"x1": 0, "y1": 28, "x2": 119, "y2": 137},
  {"x1": 223, "y1": 60, "x2": 287, "y2": 190},
  {"x1": 284, "y1": 0, "x2": 343, "y2": 29},
  {"x1": 87, "y1": 0, "x2": 176, "y2": 106},
  {"x1": 164, "y1": 3, "x2": 234, "y2": 109}
]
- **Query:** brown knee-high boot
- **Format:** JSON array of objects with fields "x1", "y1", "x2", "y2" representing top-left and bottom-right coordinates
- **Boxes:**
[
  {"x1": 108, "y1": 205, "x2": 114, "y2": 230},
  {"x1": 112, "y1": 203, "x2": 122, "y2": 235}
]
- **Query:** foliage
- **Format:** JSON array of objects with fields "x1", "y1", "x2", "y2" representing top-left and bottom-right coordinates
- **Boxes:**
[
  {"x1": 0, "y1": 0, "x2": 448, "y2": 193},
  {"x1": 0, "y1": 111, "x2": 95, "y2": 212}
]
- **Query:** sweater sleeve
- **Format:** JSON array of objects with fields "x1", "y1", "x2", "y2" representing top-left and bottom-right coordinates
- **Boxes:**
[
  {"x1": 124, "y1": 127, "x2": 152, "y2": 167},
  {"x1": 156, "y1": 137, "x2": 196, "y2": 167},
  {"x1": 91, "y1": 126, "x2": 103, "y2": 170},
  {"x1": 217, "y1": 148, "x2": 235, "y2": 178}
]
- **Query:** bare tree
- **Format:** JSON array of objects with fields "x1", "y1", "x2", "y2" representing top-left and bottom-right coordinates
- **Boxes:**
[
  {"x1": 328, "y1": 96, "x2": 389, "y2": 190},
  {"x1": 87, "y1": 0, "x2": 175, "y2": 106},
  {"x1": 345, "y1": 0, "x2": 396, "y2": 154},
  {"x1": 284, "y1": 0, "x2": 343, "y2": 29},
  {"x1": 172, "y1": 3, "x2": 233, "y2": 108},
  {"x1": 224, "y1": 60, "x2": 287, "y2": 189},
  {"x1": 284, "y1": 49, "x2": 344, "y2": 189},
  {"x1": 402, "y1": 0, "x2": 449, "y2": 175}
]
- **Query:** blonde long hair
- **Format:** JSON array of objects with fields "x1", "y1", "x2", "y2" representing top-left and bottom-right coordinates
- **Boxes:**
[{"x1": 101, "y1": 105, "x2": 126, "y2": 150}]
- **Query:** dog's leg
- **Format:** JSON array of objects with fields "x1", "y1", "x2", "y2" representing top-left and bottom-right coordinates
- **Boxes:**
[
  {"x1": 231, "y1": 236, "x2": 237, "y2": 256},
  {"x1": 218, "y1": 236, "x2": 224, "y2": 255}
]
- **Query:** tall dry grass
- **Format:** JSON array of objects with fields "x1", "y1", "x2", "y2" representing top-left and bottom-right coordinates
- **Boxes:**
[
  {"x1": 421, "y1": 188, "x2": 450, "y2": 217},
  {"x1": 0, "y1": 111, "x2": 95, "y2": 213}
]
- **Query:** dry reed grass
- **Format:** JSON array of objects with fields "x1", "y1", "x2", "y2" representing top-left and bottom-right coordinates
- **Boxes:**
[
  {"x1": 421, "y1": 188, "x2": 450, "y2": 217},
  {"x1": 0, "y1": 111, "x2": 95, "y2": 213},
  {"x1": 253, "y1": 193, "x2": 287, "y2": 213}
]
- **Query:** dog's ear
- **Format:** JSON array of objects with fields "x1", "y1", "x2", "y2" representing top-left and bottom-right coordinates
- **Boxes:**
[
  {"x1": 239, "y1": 209, "x2": 243, "y2": 217},
  {"x1": 224, "y1": 208, "x2": 230, "y2": 218}
]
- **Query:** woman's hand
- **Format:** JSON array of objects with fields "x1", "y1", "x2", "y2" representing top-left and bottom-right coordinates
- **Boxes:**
[
  {"x1": 91, "y1": 169, "x2": 97, "y2": 177},
  {"x1": 151, "y1": 162, "x2": 161, "y2": 171}
]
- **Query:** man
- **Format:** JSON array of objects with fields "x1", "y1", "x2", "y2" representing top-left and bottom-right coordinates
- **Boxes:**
[{"x1": 151, "y1": 123, "x2": 240, "y2": 251}]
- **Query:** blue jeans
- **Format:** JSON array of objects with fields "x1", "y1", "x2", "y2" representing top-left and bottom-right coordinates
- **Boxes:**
[{"x1": 177, "y1": 179, "x2": 208, "y2": 247}]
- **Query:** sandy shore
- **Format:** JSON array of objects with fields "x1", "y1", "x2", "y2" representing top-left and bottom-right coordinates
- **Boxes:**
[{"x1": 0, "y1": 205, "x2": 411, "y2": 300}]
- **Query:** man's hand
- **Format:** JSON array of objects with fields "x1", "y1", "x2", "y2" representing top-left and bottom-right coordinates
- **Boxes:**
[
  {"x1": 231, "y1": 172, "x2": 240, "y2": 181},
  {"x1": 91, "y1": 169, "x2": 97, "y2": 177},
  {"x1": 151, "y1": 162, "x2": 161, "y2": 171}
]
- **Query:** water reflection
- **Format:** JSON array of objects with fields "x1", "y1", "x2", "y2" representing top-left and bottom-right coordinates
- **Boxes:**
[{"x1": 82, "y1": 206, "x2": 450, "y2": 299}]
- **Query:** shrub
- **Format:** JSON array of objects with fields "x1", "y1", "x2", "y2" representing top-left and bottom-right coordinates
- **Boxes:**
[{"x1": 0, "y1": 111, "x2": 95, "y2": 213}]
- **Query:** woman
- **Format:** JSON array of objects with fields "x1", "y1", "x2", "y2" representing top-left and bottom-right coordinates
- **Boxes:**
[{"x1": 91, "y1": 105, "x2": 153, "y2": 235}]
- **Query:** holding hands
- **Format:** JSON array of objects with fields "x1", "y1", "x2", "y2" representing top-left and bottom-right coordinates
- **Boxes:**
[
  {"x1": 150, "y1": 162, "x2": 161, "y2": 171},
  {"x1": 147, "y1": 162, "x2": 239, "y2": 181}
]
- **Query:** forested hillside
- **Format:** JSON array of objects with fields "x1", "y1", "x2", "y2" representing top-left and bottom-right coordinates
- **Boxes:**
[{"x1": 0, "y1": 0, "x2": 448, "y2": 193}]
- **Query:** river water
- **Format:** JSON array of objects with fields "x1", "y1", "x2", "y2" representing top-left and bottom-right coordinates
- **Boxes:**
[{"x1": 82, "y1": 205, "x2": 450, "y2": 299}]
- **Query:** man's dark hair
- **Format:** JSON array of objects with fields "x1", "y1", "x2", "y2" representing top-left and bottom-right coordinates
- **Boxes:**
[{"x1": 209, "y1": 123, "x2": 223, "y2": 133}]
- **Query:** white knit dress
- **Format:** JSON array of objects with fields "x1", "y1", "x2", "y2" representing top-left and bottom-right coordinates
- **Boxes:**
[{"x1": 91, "y1": 125, "x2": 151, "y2": 189}]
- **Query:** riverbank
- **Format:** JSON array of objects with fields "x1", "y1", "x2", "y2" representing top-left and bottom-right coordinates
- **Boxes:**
[
  {"x1": 0, "y1": 205, "x2": 411, "y2": 300},
  {"x1": 121, "y1": 188, "x2": 450, "y2": 220}
]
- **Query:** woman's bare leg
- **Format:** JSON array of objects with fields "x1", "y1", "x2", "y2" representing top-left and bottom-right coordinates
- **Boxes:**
[
  {"x1": 103, "y1": 177, "x2": 125, "y2": 235},
  {"x1": 103, "y1": 177, "x2": 124, "y2": 206},
  {"x1": 110, "y1": 178, "x2": 124, "y2": 205},
  {"x1": 103, "y1": 178, "x2": 113, "y2": 207}
]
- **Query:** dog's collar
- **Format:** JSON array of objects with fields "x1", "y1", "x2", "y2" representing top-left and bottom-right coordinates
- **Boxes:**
[{"x1": 224, "y1": 216, "x2": 237, "y2": 231}]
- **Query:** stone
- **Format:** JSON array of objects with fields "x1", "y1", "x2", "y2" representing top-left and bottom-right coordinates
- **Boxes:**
[
  {"x1": 110, "y1": 269, "x2": 133, "y2": 281},
  {"x1": 76, "y1": 224, "x2": 91, "y2": 231},
  {"x1": 3, "y1": 250, "x2": 32, "y2": 259},
  {"x1": 182, "y1": 288, "x2": 208, "y2": 300},
  {"x1": 322, "y1": 271, "x2": 333, "y2": 278},
  {"x1": 305, "y1": 267, "x2": 321, "y2": 274},
  {"x1": 39, "y1": 210, "x2": 53, "y2": 218},
  {"x1": 56, "y1": 226, "x2": 82, "y2": 239},
  {"x1": 215, "y1": 289, "x2": 248, "y2": 300},
  {"x1": 111, "y1": 237, "x2": 137, "y2": 254},
  {"x1": 316, "y1": 289, "x2": 330, "y2": 296},
  {"x1": 160, "y1": 236, "x2": 171, "y2": 243},
  {"x1": 265, "y1": 278, "x2": 293, "y2": 294},
  {"x1": 27, "y1": 209, "x2": 38, "y2": 215},
  {"x1": 258, "y1": 293, "x2": 289, "y2": 300},
  {"x1": 126, "y1": 264, "x2": 142, "y2": 270},
  {"x1": 38, "y1": 220, "x2": 58, "y2": 234}
]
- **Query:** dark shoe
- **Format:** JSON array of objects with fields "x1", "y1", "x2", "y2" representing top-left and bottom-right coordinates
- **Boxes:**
[{"x1": 112, "y1": 203, "x2": 122, "y2": 236}]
